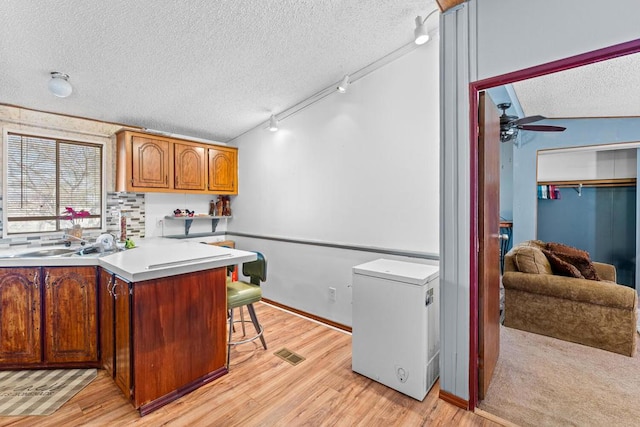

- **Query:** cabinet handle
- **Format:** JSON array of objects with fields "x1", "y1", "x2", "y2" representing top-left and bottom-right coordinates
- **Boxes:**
[
  {"x1": 106, "y1": 277, "x2": 114, "y2": 297},
  {"x1": 44, "y1": 271, "x2": 50, "y2": 289},
  {"x1": 111, "y1": 279, "x2": 118, "y2": 298},
  {"x1": 32, "y1": 270, "x2": 39, "y2": 290}
]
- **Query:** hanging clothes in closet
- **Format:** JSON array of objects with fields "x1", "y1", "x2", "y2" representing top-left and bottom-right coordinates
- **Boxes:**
[{"x1": 537, "y1": 185, "x2": 561, "y2": 200}]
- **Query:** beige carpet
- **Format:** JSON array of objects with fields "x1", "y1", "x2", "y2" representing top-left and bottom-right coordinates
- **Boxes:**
[
  {"x1": 479, "y1": 326, "x2": 640, "y2": 427},
  {"x1": 0, "y1": 369, "x2": 96, "y2": 416}
]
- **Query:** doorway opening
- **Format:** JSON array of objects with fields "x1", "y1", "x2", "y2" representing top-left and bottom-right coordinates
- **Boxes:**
[{"x1": 469, "y1": 38, "x2": 640, "y2": 410}]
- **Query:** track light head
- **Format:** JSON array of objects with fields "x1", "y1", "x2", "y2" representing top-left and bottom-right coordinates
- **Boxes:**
[
  {"x1": 414, "y1": 16, "x2": 429, "y2": 45},
  {"x1": 337, "y1": 75, "x2": 350, "y2": 93},
  {"x1": 48, "y1": 72, "x2": 73, "y2": 98},
  {"x1": 268, "y1": 115, "x2": 279, "y2": 132}
]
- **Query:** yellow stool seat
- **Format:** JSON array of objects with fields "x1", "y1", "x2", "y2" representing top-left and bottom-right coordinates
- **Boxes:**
[
  {"x1": 226, "y1": 252, "x2": 267, "y2": 368},
  {"x1": 227, "y1": 281, "x2": 262, "y2": 309}
]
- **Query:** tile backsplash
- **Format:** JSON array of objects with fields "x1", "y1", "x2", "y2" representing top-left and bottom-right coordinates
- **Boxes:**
[
  {"x1": 106, "y1": 192, "x2": 146, "y2": 241},
  {"x1": 0, "y1": 192, "x2": 146, "y2": 248}
]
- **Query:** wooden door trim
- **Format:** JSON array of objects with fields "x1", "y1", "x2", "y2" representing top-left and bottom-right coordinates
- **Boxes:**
[{"x1": 468, "y1": 38, "x2": 640, "y2": 410}]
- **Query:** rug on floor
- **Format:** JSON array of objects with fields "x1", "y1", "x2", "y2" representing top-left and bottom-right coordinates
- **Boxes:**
[
  {"x1": 478, "y1": 326, "x2": 640, "y2": 427},
  {"x1": 0, "y1": 368, "x2": 96, "y2": 416}
]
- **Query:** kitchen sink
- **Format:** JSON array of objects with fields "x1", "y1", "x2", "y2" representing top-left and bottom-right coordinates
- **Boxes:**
[{"x1": 10, "y1": 248, "x2": 78, "y2": 258}]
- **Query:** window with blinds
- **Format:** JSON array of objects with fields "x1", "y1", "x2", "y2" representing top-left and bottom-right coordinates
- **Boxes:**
[{"x1": 6, "y1": 133, "x2": 103, "y2": 234}]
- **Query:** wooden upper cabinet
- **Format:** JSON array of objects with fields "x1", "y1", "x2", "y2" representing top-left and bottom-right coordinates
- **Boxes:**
[
  {"x1": 175, "y1": 143, "x2": 206, "y2": 191},
  {"x1": 116, "y1": 130, "x2": 238, "y2": 195},
  {"x1": 43, "y1": 266, "x2": 98, "y2": 364},
  {"x1": 132, "y1": 136, "x2": 171, "y2": 189},
  {"x1": 0, "y1": 268, "x2": 41, "y2": 365},
  {"x1": 208, "y1": 146, "x2": 238, "y2": 194},
  {"x1": 117, "y1": 130, "x2": 173, "y2": 192}
]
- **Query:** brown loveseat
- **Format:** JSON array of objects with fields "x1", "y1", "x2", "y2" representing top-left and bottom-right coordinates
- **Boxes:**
[{"x1": 502, "y1": 240, "x2": 638, "y2": 356}]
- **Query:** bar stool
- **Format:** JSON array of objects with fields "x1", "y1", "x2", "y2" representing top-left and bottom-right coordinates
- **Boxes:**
[{"x1": 226, "y1": 252, "x2": 267, "y2": 367}]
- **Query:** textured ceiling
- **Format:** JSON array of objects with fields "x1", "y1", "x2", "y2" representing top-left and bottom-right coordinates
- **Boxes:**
[
  {"x1": 0, "y1": 0, "x2": 439, "y2": 142},
  {"x1": 512, "y1": 52, "x2": 640, "y2": 119}
]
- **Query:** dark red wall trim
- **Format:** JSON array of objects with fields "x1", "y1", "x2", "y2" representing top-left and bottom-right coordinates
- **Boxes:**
[{"x1": 467, "y1": 38, "x2": 640, "y2": 410}]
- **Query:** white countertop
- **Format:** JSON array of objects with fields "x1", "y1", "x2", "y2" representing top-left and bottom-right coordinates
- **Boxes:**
[
  {"x1": 0, "y1": 237, "x2": 256, "y2": 282},
  {"x1": 100, "y1": 239, "x2": 256, "y2": 282}
]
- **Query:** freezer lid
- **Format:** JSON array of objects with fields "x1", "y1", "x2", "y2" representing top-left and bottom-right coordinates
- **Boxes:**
[{"x1": 352, "y1": 258, "x2": 439, "y2": 285}]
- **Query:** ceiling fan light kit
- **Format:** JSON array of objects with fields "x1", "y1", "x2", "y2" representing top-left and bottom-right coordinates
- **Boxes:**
[
  {"x1": 498, "y1": 102, "x2": 566, "y2": 143},
  {"x1": 48, "y1": 72, "x2": 73, "y2": 98}
]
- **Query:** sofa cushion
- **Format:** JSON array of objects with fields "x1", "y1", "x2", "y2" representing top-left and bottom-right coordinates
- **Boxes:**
[
  {"x1": 542, "y1": 249, "x2": 585, "y2": 278},
  {"x1": 511, "y1": 245, "x2": 553, "y2": 274},
  {"x1": 545, "y1": 242, "x2": 600, "y2": 280},
  {"x1": 546, "y1": 242, "x2": 589, "y2": 258}
]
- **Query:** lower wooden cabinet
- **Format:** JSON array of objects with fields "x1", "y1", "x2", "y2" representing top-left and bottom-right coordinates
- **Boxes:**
[
  {"x1": 0, "y1": 268, "x2": 41, "y2": 364},
  {"x1": 100, "y1": 268, "x2": 115, "y2": 377},
  {"x1": 0, "y1": 266, "x2": 98, "y2": 368},
  {"x1": 100, "y1": 270, "x2": 132, "y2": 400},
  {"x1": 1, "y1": 263, "x2": 227, "y2": 415},
  {"x1": 114, "y1": 276, "x2": 132, "y2": 400},
  {"x1": 98, "y1": 266, "x2": 227, "y2": 414},
  {"x1": 44, "y1": 267, "x2": 98, "y2": 363}
]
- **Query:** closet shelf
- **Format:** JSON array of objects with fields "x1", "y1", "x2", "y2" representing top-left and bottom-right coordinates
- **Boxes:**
[{"x1": 537, "y1": 178, "x2": 637, "y2": 188}]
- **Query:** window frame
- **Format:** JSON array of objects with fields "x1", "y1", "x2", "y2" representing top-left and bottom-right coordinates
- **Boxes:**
[{"x1": 2, "y1": 127, "x2": 107, "y2": 238}]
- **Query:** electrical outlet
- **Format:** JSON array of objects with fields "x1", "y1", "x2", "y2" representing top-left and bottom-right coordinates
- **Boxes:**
[{"x1": 329, "y1": 287, "x2": 336, "y2": 302}]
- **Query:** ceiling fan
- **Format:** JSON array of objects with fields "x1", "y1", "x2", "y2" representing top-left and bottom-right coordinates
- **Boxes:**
[{"x1": 498, "y1": 102, "x2": 566, "y2": 143}]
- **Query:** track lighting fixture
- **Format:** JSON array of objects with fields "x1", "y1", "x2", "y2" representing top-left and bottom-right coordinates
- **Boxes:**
[
  {"x1": 414, "y1": 8, "x2": 439, "y2": 45},
  {"x1": 268, "y1": 115, "x2": 279, "y2": 132},
  {"x1": 337, "y1": 75, "x2": 350, "y2": 93},
  {"x1": 48, "y1": 72, "x2": 73, "y2": 98}
]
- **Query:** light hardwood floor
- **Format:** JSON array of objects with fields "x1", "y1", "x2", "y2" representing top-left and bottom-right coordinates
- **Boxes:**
[{"x1": 0, "y1": 303, "x2": 498, "y2": 426}]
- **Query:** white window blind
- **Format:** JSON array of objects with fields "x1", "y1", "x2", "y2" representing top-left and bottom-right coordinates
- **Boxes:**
[{"x1": 6, "y1": 133, "x2": 103, "y2": 234}]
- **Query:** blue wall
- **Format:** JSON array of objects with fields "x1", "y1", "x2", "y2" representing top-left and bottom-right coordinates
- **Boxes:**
[
  {"x1": 537, "y1": 186, "x2": 636, "y2": 287},
  {"x1": 512, "y1": 117, "x2": 640, "y2": 244}
]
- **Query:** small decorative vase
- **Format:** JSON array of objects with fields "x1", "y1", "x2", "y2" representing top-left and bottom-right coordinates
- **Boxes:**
[{"x1": 67, "y1": 224, "x2": 83, "y2": 239}]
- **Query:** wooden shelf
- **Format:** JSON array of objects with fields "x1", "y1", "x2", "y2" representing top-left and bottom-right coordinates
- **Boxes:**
[{"x1": 164, "y1": 215, "x2": 231, "y2": 236}]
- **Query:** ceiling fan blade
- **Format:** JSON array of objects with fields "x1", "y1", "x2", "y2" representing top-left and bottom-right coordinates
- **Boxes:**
[
  {"x1": 513, "y1": 115, "x2": 546, "y2": 126},
  {"x1": 518, "y1": 124, "x2": 566, "y2": 132}
]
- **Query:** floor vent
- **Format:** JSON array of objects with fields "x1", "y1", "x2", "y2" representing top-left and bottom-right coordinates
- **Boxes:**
[{"x1": 274, "y1": 348, "x2": 306, "y2": 366}]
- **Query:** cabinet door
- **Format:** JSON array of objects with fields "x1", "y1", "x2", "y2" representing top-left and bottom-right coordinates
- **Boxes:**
[
  {"x1": 175, "y1": 143, "x2": 206, "y2": 190},
  {"x1": 0, "y1": 268, "x2": 41, "y2": 364},
  {"x1": 132, "y1": 135, "x2": 171, "y2": 188},
  {"x1": 208, "y1": 146, "x2": 238, "y2": 194},
  {"x1": 43, "y1": 266, "x2": 98, "y2": 363},
  {"x1": 114, "y1": 277, "x2": 132, "y2": 400},
  {"x1": 99, "y1": 269, "x2": 115, "y2": 376}
]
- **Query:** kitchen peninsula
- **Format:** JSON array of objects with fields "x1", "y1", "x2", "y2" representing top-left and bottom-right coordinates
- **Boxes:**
[{"x1": 0, "y1": 239, "x2": 256, "y2": 416}]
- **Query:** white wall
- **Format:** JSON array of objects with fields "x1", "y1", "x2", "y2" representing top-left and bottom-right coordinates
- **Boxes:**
[
  {"x1": 228, "y1": 42, "x2": 440, "y2": 325},
  {"x1": 440, "y1": 0, "x2": 640, "y2": 402},
  {"x1": 476, "y1": 0, "x2": 640, "y2": 80},
  {"x1": 537, "y1": 148, "x2": 637, "y2": 182}
]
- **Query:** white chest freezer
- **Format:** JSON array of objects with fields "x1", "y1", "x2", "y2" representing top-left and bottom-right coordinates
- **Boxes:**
[{"x1": 352, "y1": 259, "x2": 440, "y2": 401}]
